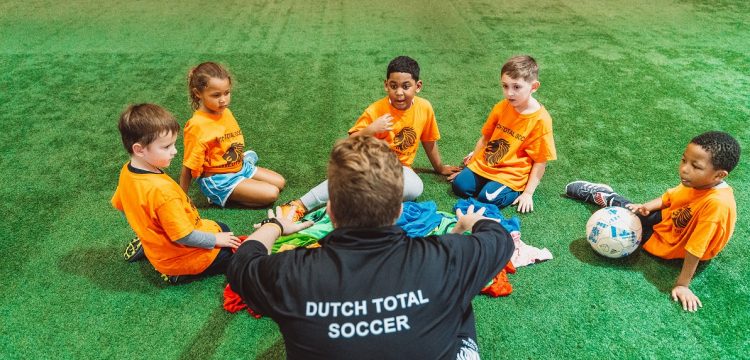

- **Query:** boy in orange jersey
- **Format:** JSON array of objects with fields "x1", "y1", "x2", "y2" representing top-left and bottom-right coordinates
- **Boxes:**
[
  {"x1": 450, "y1": 55, "x2": 556, "y2": 213},
  {"x1": 566, "y1": 131, "x2": 741, "y2": 312},
  {"x1": 283, "y1": 56, "x2": 460, "y2": 220},
  {"x1": 112, "y1": 104, "x2": 241, "y2": 284}
]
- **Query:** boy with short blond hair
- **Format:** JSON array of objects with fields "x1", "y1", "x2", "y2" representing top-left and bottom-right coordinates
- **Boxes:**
[
  {"x1": 228, "y1": 135, "x2": 514, "y2": 359},
  {"x1": 451, "y1": 55, "x2": 557, "y2": 213},
  {"x1": 566, "y1": 131, "x2": 741, "y2": 312},
  {"x1": 282, "y1": 55, "x2": 460, "y2": 220},
  {"x1": 112, "y1": 103, "x2": 241, "y2": 284}
]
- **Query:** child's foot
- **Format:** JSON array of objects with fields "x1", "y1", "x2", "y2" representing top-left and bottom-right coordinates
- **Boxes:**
[
  {"x1": 124, "y1": 237, "x2": 145, "y2": 262},
  {"x1": 565, "y1": 181, "x2": 614, "y2": 205},
  {"x1": 280, "y1": 199, "x2": 307, "y2": 222},
  {"x1": 593, "y1": 191, "x2": 620, "y2": 207},
  {"x1": 160, "y1": 273, "x2": 180, "y2": 285}
]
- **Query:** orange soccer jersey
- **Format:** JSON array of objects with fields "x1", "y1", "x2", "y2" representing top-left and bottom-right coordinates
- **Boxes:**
[
  {"x1": 466, "y1": 99, "x2": 556, "y2": 191},
  {"x1": 348, "y1": 96, "x2": 440, "y2": 167},
  {"x1": 183, "y1": 109, "x2": 245, "y2": 179},
  {"x1": 111, "y1": 163, "x2": 221, "y2": 275},
  {"x1": 644, "y1": 183, "x2": 736, "y2": 260}
]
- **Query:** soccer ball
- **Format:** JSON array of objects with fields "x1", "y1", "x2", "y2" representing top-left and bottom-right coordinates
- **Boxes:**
[{"x1": 585, "y1": 207, "x2": 643, "y2": 258}]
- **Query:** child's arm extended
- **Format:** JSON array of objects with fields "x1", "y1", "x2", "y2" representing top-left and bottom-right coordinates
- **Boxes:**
[
  {"x1": 176, "y1": 230, "x2": 241, "y2": 249},
  {"x1": 672, "y1": 253, "x2": 702, "y2": 312},
  {"x1": 512, "y1": 161, "x2": 546, "y2": 213},
  {"x1": 422, "y1": 140, "x2": 460, "y2": 176},
  {"x1": 179, "y1": 166, "x2": 193, "y2": 194},
  {"x1": 625, "y1": 197, "x2": 663, "y2": 216}
]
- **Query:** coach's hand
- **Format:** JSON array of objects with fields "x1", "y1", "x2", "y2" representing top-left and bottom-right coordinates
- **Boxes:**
[
  {"x1": 265, "y1": 206, "x2": 314, "y2": 235},
  {"x1": 452, "y1": 205, "x2": 489, "y2": 234}
]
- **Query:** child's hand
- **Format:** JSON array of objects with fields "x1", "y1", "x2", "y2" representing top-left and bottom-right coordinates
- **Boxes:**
[
  {"x1": 437, "y1": 164, "x2": 461, "y2": 177},
  {"x1": 462, "y1": 151, "x2": 474, "y2": 166},
  {"x1": 447, "y1": 171, "x2": 460, "y2": 182},
  {"x1": 512, "y1": 193, "x2": 534, "y2": 213},
  {"x1": 626, "y1": 203, "x2": 650, "y2": 216},
  {"x1": 671, "y1": 285, "x2": 702, "y2": 312},
  {"x1": 215, "y1": 232, "x2": 241, "y2": 249},
  {"x1": 369, "y1": 114, "x2": 394, "y2": 134},
  {"x1": 452, "y1": 205, "x2": 488, "y2": 234}
]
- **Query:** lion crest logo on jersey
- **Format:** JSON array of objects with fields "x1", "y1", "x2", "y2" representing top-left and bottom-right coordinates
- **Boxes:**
[
  {"x1": 484, "y1": 138, "x2": 510, "y2": 165},
  {"x1": 222, "y1": 142, "x2": 245, "y2": 164},
  {"x1": 394, "y1": 127, "x2": 417, "y2": 152},
  {"x1": 671, "y1": 206, "x2": 692, "y2": 229}
]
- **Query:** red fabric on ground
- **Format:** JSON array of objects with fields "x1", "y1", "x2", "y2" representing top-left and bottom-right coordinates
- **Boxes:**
[
  {"x1": 481, "y1": 262, "x2": 516, "y2": 297},
  {"x1": 223, "y1": 235, "x2": 262, "y2": 318}
]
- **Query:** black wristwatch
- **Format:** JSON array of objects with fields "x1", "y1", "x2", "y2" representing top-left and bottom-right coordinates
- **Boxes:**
[{"x1": 259, "y1": 217, "x2": 284, "y2": 234}]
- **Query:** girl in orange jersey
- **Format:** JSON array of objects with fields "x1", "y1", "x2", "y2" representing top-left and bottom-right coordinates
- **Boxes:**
[{"x1": 180, "y1": 62, "x2": 285, "y2": 208}]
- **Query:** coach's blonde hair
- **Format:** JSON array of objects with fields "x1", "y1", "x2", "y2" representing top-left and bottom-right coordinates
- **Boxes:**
[{"x1": 328, "y1": 136, "x2": 403, "y2": 228}]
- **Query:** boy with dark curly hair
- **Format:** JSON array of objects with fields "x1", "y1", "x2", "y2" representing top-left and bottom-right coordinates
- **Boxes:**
[{"x1": 566, "y1": 131, "x2": 741, "y2": 312}]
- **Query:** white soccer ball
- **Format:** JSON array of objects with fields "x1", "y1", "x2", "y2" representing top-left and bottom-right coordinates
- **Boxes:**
[{"x1": 585, "y1": 206, "x2": 643, "y2": 258}]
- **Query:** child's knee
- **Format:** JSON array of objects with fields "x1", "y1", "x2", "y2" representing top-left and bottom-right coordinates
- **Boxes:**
[
  {"x1": 264, "y1": 186, "x2": 281, "y2": 203},
  {"x1": 402, "y1": 179, "x2": 424, "y2": 201},
  {"x1": 452, "y1": 180, "x2": 473, "y2": 198},
  {"x1": 275, "y1": 176, "x2": 287, "y2": 191},
  {"x1": 251, "y1": 184, "x2": 280, "y2": 206}
]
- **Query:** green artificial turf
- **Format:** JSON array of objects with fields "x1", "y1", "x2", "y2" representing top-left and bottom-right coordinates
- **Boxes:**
[{"x1": 1, "y1": 0, "x2": 748, "y2": 358}]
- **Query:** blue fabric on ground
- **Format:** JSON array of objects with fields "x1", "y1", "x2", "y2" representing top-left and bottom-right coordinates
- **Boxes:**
[
  {"x1": 453, "y1": 197, "x2": 504, "y2": 220},
  {"x1": 453, "y1": 198, "x2": 521, "y2": 233},
  {"x1": 396, "y1": 201, "x2": 446, "y2": 237}
]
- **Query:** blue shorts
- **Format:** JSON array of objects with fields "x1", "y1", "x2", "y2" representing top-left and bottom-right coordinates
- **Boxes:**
[{"x1": 197, "y1": 151, "x2": 258, "y2": 207}]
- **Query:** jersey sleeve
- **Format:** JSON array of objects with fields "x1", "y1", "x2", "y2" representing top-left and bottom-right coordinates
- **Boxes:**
[
  {"x1": 226, "y1": 240, "x2": 283, "y2": 316},
  {"x1": 524, "y1": 123, "x2": 557, "y2": 163},
  {"x1": 662, "y1": 187, "x2": 675, "y2": 208},
  {"x1": 439, "y1": 220, "x2": 515, "y2": 307},
  {"x1": 480, "y1": 107, "x2": 499, "y2": 141},
  {"x1": 683, "y1": 221, "x2": 721, "y2": 259},
  {"x1": 419, "y1": 103, "x2": 440, "y2": 142},
  {"x1": 684, "y1": 199, "x2": 730, "y2": 259},
  {"x1": 155, "y1": 196, "x2": 197, "y2": 241},
  {"x1": 182, "y1": 122, "x2": 207, "y2": 178},
  {"x1": 111, "y1": 187, "x2": 123, "y2": 211},
  {"x1": 348, "y1": 109, "x2": 375, "y2": 135}
]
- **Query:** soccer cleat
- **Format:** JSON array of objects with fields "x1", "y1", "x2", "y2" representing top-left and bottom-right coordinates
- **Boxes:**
[
  {"x1": 161, "y1": 273, "x2": 180, "y2": 285},
  {"x1": 124, "y1": 237, "x2": 145, "y2": 262},
  {"x1": 565, "y1": 181, "x2": 614, "y2": 204},
  {"x1": 280, "y1": 199, "x2": 307, "y2": 222},
  {"x1": 593, "y1": 191, "x2": 623, "y2": 207}
]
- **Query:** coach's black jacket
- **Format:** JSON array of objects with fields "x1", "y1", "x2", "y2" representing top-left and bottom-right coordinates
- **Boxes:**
[{"x1": 227, "y1": 219, "x2": 514, "y2": 360}]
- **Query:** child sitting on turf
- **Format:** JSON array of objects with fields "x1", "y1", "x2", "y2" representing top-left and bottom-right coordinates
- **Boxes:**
[
  {"x1": 282, "y1": 55, "x2": 460, "y2": 220},
  {"x1": 180, "y1": 62, "x2": 286, "y2": 208},
  {"x1": 565, "y1": 131, "x2": 740, "y2": 312},
  {"x1": 112, "y1": 104, "x2": 241, "y2": 284},
  {"x1": 449, "y1": 55, "x2": 556, "y2": 213}
]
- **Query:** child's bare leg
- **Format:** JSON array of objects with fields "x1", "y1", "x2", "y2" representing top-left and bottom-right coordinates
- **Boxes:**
[
  {"x1": 228, "y1": 178, "x2": 281, "y2": 207},
  {"x1": 252, "y1": 167, "x2": 286, "y2": 190}
]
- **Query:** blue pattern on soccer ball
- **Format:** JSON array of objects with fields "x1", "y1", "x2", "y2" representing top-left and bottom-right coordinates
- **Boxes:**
[{"x1": 585, "y1": 207, "x2": 643, "y2": 258}]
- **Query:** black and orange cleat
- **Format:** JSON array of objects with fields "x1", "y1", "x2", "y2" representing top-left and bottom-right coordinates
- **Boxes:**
[{"x1": 280, "y1": 199, "x2": 307, "y2": 222}]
